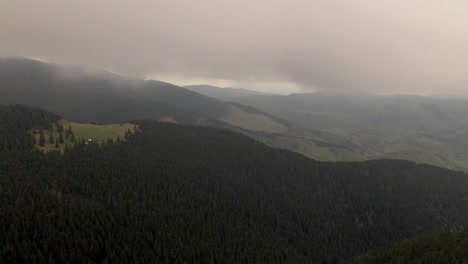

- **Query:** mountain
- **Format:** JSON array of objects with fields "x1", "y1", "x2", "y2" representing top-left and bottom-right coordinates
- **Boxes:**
[
  {"x1": 0, "y1": 58, "x2": 231, "y2": 125},
  {"x1": 352, "y1": 232, "x2": 468, "y2": 263},
  {"x1": 231, "y1": 92, "x2": 468, "y2": 132},
  {"x1": 1, "y1": 104, "x2": 468, "y2": 263},
  {"x1": 3, "y1": 58, "x2": 467, "y2": 171},
  {"x1": 0, "y1": 58, "x2": 348, "y2": 160},
  {"x1": 184, "y1": 84, "x2": 277, "y2": 99},
  {"x1": 229, "y1": 92, "x2": 468, "y2": 171}
]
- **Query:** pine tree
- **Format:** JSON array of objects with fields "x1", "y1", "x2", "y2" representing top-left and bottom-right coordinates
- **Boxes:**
[
  {"x1": 39, "y1": 130, "x2": 45, "y2": 147},
  {"x1": 65, "y1": 126, "x2": 73, "y2": 139},
  {"x1": 57, "y1": 122, "x2": 64, "y2": 133},
  {"x1": 49, "y1": 133, "x2": 54, "y2": 144},
  {"x1": 58, "y1": 132, "x2": 64, "y2": 144},
  {"x1": 70, "y1": 134, "x2": 75, "y2": 143}
]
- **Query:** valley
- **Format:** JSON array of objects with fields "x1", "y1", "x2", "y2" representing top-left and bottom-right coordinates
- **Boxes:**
[{"x1": 226, "y1": 92, "x2": 468, "y2": 171}]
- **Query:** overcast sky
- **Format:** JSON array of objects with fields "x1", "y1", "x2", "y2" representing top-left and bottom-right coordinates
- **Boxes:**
[{"x1": 1, "y1": 0, "x2": 468, "y2": 95}]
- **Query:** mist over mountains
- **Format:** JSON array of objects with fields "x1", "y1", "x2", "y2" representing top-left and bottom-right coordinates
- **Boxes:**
[
  {"x1": 176, "y1": 81, "x2": 468, "y2": 172},
  {"x1": 2, "y1": 58, "x2": 468, "y2": 172},
  {"x1": 184, "y1": 85, "x2": 277, "y2": 99},
  {"x1": 0, "y1": 56, "x2": 467, "y2": 263},
  {"x1": 2, "y1": 1, "x2": 468, "y2": 262}
]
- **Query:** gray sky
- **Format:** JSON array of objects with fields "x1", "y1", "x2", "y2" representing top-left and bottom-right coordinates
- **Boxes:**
[{"x1": 1, "y1": 0, "x2": 468, "y2": 95}]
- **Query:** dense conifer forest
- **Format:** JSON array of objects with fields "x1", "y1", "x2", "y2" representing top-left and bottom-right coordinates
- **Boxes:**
[
  {"x1": 352, "y1": 232, "x2": 468, "y2": 264},
  {"x1": 1, "y1": 104, "x2": 467, "y2": 263}
]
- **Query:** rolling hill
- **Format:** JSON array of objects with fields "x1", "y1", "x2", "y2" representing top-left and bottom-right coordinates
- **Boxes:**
[{"x1": 225, "y1": 91, "x2": 468, "y2": 171}]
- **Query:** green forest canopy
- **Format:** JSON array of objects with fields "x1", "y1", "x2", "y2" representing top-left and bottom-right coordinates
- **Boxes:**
[{"x1": 1, "y1": 104, "x2": 467, "y2": 263}]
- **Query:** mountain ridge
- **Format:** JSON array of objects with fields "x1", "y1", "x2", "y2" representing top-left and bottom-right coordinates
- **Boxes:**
[
  {"x1": 0, "y1": 57, "x2": 362, "y2": 163},
  {"x1": 184, "y1": 84, "x2": 277, "y2": 98}
]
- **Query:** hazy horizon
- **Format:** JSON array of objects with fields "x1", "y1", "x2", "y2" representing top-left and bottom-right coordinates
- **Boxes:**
[{"x1": 2, "y1": 0, "x2": 468, "y2": 96}]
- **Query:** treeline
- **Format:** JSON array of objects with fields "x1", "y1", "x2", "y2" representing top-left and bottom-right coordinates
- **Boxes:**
[
  {"x1": 0, "y1": 105, "x2": 467, "y2": 263},
  {"x1": 0, "y1": 104, "x2": 60, "y2": 151}
]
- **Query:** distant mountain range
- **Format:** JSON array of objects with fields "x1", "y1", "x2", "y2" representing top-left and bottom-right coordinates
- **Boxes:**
[
  {"x1": 1, "y1": 58, "x2": 467, "y2": 172},
  {"x1": 184, "y1": 84, "x2": 277, "y2": 99},
  {"x1": 0, "y1": 58, "x2": 288, "y2": 130},
  {"x1": 193, "y1": 85, "x2": 468, "y2": 172},
  {"x1": 0, "y1": 58, "x2": 346, "y2": 162}
]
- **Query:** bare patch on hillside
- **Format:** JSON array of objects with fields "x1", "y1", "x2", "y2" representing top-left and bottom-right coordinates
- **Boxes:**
[
  {"x1": 159, "y1": 117, "x2": 178, "y2": 123},
  {"x1": 221, "y1": 105, "x2": 288, "y2": 133}
]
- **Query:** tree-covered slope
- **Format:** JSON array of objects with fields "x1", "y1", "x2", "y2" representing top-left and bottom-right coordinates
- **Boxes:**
[
  {"x1": 0, "y1": 104, "x2": 60, "y2": 151},
  {"x1": 1, "y1": 104, "x2": 468, "y2": 263},
  {"x1": 0, "y1": 58, "x2": 349, "y2": 162},
  {"x1": 351, "y1": 232, "x2": 468, "y2": 264},
  {"x1": 0, "y1": 58, "x2": 285, "y2": 131}
]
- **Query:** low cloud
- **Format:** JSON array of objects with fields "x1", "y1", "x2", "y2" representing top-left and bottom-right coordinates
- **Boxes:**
[{"x1": 1, "y1": 0, "x2": 468, "y2": 95}]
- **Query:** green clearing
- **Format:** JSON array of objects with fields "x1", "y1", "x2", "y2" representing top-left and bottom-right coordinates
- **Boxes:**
[
  {"x1": 62, "y1": 120, "x2": 135, "y2": 142},
  {"x1": 31, "y1": 120, "x2": 135, "y2": 152}
]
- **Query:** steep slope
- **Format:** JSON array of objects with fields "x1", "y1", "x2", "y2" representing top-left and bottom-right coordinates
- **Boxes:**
[
  {"x1": 184, "y1": 84, "x2": 277, "y2": 99},
  {"x1": 0, "y1": 58, "x2": 283, "y2": 128},
  {"x1": 0, "y1": 58, "x2": 207, "y2": 124},
  {"x1": 1, "y1": 104, "x2": 468, "y2": 263}
]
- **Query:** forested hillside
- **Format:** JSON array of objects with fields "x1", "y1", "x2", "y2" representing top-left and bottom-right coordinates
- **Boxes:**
[
  {"x1": 1, "y1": 104, "x2": 467, "y2": 263},
  {"x1": 0, "y1": 104, "x2": 60, "y2": 151},
  {"x1": 352, "y1": 232, "x2": 468, "y2": 264},
  {"x1": 0, "y1": 58, "x2": 356, "y2": 163}
]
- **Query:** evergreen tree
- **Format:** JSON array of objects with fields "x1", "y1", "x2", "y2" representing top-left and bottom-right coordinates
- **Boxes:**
[
  {"x1": 57, "y1": 122, "x2": 64, "y2": 133},
  {"x1": 48, "y1": 133, "x2": 54, "y2": 144},
  {"x1": 1, "y1": 104, "x2": 468, "y2": 264},
  {"x1": 65, "y1": 126, "x2": 73, "y2": 139},
  {"x1": 58, "y1": 132, "x2": 64, "y2": 144},
  {"x1": 39, "y1": 130, "x2": 45, "y2": 147}
]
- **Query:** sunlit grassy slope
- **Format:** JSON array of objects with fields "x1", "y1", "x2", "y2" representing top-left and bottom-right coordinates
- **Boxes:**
[{"x1": 31, "y1": 120, "x2": 135, "y2": 152}]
